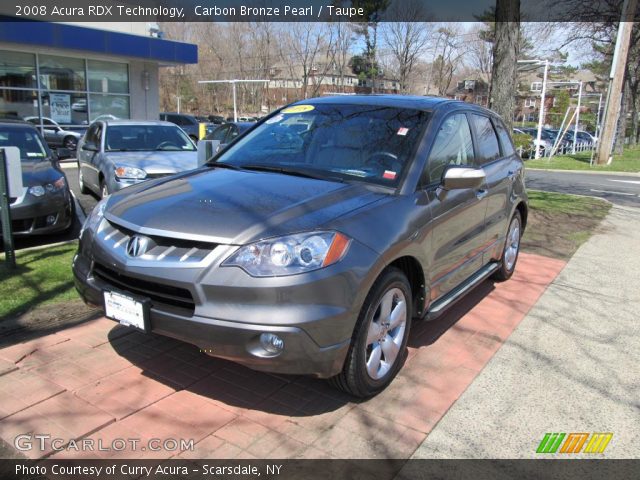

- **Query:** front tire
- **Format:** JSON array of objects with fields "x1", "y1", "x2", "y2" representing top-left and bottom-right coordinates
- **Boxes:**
[
  {"x1": 63, "y1": 136, "x2": 77, "y2": 151},
  {"x1": 78, "y1": 165, "x2": 89, "y2": 194},
  {"x1": 100, "y1": 179, "x2": 109, "y2": 199},
  {"x1": 330, "y1": 267, "x2": 412, "y2": 398},
  {"x1": 492, "y1": 211, "x2": 522, "y2": 281}
]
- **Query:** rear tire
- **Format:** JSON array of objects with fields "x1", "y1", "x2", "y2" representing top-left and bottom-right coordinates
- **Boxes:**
[
  {"x1": 492, "y1": 211, "x2": 522, "y2": 282},
  {"x1": 329, "y1": 267, "x2": 412, "y2": 398}
]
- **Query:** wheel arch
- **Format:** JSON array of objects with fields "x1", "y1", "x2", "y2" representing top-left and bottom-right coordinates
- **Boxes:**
[{"x1": 387, "y1": 255, "x2": 426, "y2": 318}]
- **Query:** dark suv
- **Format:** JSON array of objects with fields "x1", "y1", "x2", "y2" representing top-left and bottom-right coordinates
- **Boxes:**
[{"x1": 74, "y1": 96, "x2": 527, "y2": 397}]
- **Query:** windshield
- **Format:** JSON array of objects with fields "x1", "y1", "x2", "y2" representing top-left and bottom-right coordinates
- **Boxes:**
[
  {"x1": 214, "y1": 104, "x2": 429, "y2": 187},
  {"x1": 0, "y1": 127, "x2": 49, "y2": 161},
  {"x1": 105, "y1": 125, "x2": 195, "y2": 152}
]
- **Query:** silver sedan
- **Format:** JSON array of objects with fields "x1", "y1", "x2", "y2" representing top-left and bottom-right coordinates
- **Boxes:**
[{"x1": 76, "y1": 120, "x2": 198, "y2": 198}]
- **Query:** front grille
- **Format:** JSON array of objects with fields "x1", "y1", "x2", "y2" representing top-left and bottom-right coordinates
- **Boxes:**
[
  {"x1": 0, "y1": 218, "x2": 33, "y2": 233},
  {"x1": 92, "y1": 262, "x2": 195, "y2": 317},
  {"x1": 98, "y1": 220, "x2": 218, "y2": 265}
]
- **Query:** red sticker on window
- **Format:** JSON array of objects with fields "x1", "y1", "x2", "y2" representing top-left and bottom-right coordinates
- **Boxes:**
[
  {"x1": 383, "y1": 170, "x2": 397, "y2": 180},
  {"x1": 397, "y1": 127, "x2": 409, "y2": 136}
]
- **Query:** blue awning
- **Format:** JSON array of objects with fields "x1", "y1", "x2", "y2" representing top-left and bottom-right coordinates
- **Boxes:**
[{"x1": 0, "y1": 17, "x2": 197, "y2": 64}]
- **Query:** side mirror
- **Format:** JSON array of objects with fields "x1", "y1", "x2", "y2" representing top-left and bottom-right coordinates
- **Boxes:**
[
  {"x1": 442, "y1": 167, "x2": 486, "y2": 190},
  {"x1": 82, "y1": 142, "x2": 98, "y2": 152},
  {"x1": 56, "y1": 147, "x2": 72, "y2": 159}
]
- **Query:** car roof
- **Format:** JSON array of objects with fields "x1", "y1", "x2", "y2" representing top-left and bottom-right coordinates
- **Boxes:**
[
  {"x1": 293, "y1": 94, "x2": 459, "y2": 112},
  {"x1": 161, "y1": 112, "x2": 195, "y2": 117},
  {"x1": 0, "y1": 118, "x2": 35, "y2": 128},
  {"x1": 101, "y1": 120, "x2": 175, "y2": 127}
]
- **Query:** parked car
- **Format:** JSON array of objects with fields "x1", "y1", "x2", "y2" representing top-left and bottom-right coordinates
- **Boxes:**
[
  {"x1": 205, "y1": 122, "x2": 254, "y2": 150},
  {"x1": 0, "y1": 120, "x2": 74, "y2": 236},
  {"x1": 566, "y1": 129, "x2": 596, "y2": 146},
  {"x1": 159, "y1": 112, "x2": 214, "y2": 141},
  {"x1": 24, "y1": 116, "x2": 83, "y2": 152},
  {"x1": 74, "y1": 96, "x2": 527, "y2": 398},
  {"x1": 208, "y1": 115, "x2": 225, "y2": 124},
  {"x1": 518, "y1": 127, "x2": 554, "y2": 155},
  {"x1": 76, "y1": 120, "x2": 198, "y2": 198}
]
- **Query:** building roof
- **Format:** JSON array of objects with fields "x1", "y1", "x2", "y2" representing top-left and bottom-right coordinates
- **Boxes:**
[{"x1": 0, "y1": 16, "x2": 197, "y2": 64}]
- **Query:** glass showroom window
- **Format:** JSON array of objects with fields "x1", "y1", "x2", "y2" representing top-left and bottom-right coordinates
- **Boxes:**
[
  {"x1": 0, "y1": 51, "x2": 39, "y2": 120},
  {"x1": 88, "y1": 60, "x2": 129, "y2": 121},
  {"x1": 0, "y1": 50, "x2": 130, "y2": 127}
]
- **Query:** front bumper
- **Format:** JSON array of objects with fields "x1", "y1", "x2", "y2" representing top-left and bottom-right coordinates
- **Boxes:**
[
  {"x1": 3, "y1": 189, "x2": 73, "y2": 236},
  {"x1": 72, "y1": 230, "x2": 379, "y2": 378}
]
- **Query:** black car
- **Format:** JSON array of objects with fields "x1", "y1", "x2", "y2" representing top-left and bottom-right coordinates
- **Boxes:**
[
  {"x1": 159, "y1": 113, "x2": 214, "y2": 141},
  {"x1": 205, "y1": 122, "x2": 254, "y2": 150},
  {"x1": 0, "y1": 121, "x2": 74, "y2": 236},
  {"x1": 74, "y1": 96, "x2": 527, "y2": 397},
  {"x1": 208, "y1": 115, "x2": 225, "y2": 125}
]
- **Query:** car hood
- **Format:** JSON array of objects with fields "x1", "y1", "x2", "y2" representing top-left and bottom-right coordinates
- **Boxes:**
[
  {"x1": 104, "y1": 151, "x2": 198, "y2": 174},
  {"x1": 20, "y1": 160, "x2": 64, "y2": 187},
  {"x1": 106, "y1": 168, "x2": 385, "y2": 244}
]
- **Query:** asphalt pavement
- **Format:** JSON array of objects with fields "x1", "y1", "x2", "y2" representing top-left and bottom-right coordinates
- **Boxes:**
[
  {"x1": 405, "y1": 204, "x2": 640, "y2": 459},
  {"x1": 526, "y1": 169, "x2": 640, "y2": 207}
]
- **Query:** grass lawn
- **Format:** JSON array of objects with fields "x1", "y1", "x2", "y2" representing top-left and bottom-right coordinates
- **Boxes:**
[
  {"x1": 522, "y1": 190, "x2": 612, "y2": 260},
  {"x1": 525, "y1": 146, "x2": 640, "y2": 172},
  {"x1": 0, "y1": 241, "x2": 79, "y2": 321}
]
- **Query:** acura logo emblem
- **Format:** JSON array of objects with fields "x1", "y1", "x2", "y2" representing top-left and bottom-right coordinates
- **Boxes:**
[{"x1": 126, "y1": 235, "x2": 150, "y2": 257}]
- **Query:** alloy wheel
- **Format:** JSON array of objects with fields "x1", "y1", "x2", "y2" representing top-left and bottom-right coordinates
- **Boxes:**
[
  {"x1": 364, "y1": 287, "x2": 407, "y2": 380},
  {"x1": 504, "y1": 217, "x2": 521, "y2": 271}
]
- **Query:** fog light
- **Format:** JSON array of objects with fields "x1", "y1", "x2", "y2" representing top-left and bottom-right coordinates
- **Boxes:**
[
  {"x1": 46, "y1": 215, "x2": 56, "y2": 225},
  {"x1": 260, "y1": 333, "x2": 284, "y2": 354}
]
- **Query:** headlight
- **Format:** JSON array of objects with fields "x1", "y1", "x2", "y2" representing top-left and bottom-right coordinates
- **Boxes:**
[
  {"x1": 115, "y1": 166, "x2": 147, "y2": 180},
  {"x1": 44, "y1": 177, "x2": 66, "y2": 193},
  {"x1": 223, "y1": 231, "x2": 351, "y2": 277},
  {"x1": 80, "y1": 197, "x2": 108, "y2": 237},
  {"x1": 28, "y1": 185, "x2": 45, "y2": 197}
]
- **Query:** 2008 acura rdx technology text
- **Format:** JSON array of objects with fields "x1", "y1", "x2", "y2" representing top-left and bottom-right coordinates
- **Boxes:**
[{"x1": 73, "y1": 96, "x2": 527, "y2": 397}]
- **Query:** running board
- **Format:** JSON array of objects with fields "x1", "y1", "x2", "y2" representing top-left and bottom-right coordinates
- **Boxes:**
[{"x1": 425, "y1": 262, "x2": 500, "y2": 320}]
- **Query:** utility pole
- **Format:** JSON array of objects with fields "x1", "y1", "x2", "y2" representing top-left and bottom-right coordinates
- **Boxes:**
[{"x1": 596, "y1": 0, "x2": 638, "y2": 165}]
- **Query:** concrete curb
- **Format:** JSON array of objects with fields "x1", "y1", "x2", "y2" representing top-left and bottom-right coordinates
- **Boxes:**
[
  {"x1": 526, "y1": 167, "x2": 640, "y2": 177},
  {"x1": 1, "y1": 238, "x2": 76, "y2": 256},
  {"x1": 526, "y1": 188, "x2": 615, "y2": 206}
]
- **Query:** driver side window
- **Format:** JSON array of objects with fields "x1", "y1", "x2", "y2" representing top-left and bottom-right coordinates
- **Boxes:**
[{"x1": 423, "y1": 113, "x2": 475, "y2": 186}]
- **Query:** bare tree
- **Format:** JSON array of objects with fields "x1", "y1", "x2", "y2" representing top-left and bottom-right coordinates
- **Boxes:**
[
  {"x1": 381, "y1": 1, "x2": 432, "y2": 93},
  {"x1": 327, "y1": 21, "x2": 356, "y2": 93},
  {"x1": 429, "y1": 25, "x2": 465, "y2": 96},
  {"x1": 467, "y1": 24, "x2": 493, "y2": 81},
  {"x1": 278, "y1": 23, "x2": 329, "y2": 100}
]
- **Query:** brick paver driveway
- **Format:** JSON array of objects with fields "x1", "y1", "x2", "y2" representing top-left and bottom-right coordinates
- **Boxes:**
[{"x1": 0, "y1": 253, "x2": 565, "y2": 460}]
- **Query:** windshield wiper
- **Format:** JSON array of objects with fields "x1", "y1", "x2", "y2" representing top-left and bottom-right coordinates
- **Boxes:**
[
  {"x1": 207, "y1": 162, "x2": 245, "y2": 171},
  {"x1": 241, "y1": 164, "x2": 345, "y2": 183}
]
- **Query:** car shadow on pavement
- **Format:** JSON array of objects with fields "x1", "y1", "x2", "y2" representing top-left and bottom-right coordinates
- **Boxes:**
[{"x1": 106, "y1": 278, "x2": 498, "y2": 418}]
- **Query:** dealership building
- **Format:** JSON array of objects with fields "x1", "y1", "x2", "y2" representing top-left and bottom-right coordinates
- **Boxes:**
[{"x1": 0, "y1": 19, "x2": 197, "y2": 129}]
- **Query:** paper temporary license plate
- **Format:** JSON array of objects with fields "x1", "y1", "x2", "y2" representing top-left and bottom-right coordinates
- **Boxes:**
[{"x1": 104, "y1": 291, "x2": 148, "y2": 332}]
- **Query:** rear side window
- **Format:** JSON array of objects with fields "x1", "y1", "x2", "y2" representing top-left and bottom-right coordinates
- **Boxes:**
[
  {"x1": 209, "y1": 125, "x2": 229, "y2": 142},
  {"x1": 494, "y1": 119, "x2": 515, "y2": 156},
  {"x1": 470, "y1": 114, "x2": 501, "y2": 164},
  {"x1": 424, "y1": 113, "x2": 475, "y2": 185}
]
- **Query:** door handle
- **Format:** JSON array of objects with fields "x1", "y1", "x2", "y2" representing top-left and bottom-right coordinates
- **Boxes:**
[
  {"x1": 476, "y1": 189, "x2": 488, "y2": 200},
  {"x1": 507, "y1": 170, "x2": 518, "y2": 180}
]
